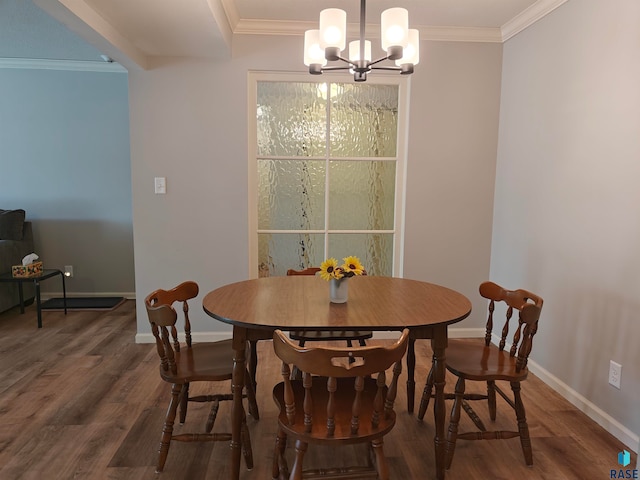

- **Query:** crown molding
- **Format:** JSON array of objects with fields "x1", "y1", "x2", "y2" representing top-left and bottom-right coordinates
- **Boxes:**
[
  {"x1": 231, "y1": 0, "x2": 567, "y2": 44},
  {"x1": 219, "y1": 0, "x2": 240, "y2": 31},
  {"x1": 501, "y1": 0, "x2": 569, "y2": 41},
  {"x1": 0, "y1": 58, "x2": 127, "y2": 72},
  {"x1": 234, "y1": 19, "x2": 502, "y2": 43},
  {"x1": 234, "y1": 19, "x2": 313, "y2": 36},
  {"x1": 421, "y1": 26, "x2": 503, "y2": 43}
]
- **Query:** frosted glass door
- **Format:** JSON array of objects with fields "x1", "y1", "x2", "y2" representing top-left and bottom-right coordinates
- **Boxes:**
[{"x1": 255, "y1": 79, "x2": 400, "y2": 277}]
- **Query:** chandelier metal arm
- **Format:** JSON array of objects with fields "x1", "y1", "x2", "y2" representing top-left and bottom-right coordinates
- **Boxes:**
[
  {"x1": 319, "y1": 66, "x2": 352, "y2": 71},
  {"x1": 336, "y1": 56, "x2": 358, "y2": 69},
  {"x1": 371, "y1": 66, "x2": 402, "y2": 71},
  {"x1": 369, "y1": 55, "x2": 393, "y2": 67}
]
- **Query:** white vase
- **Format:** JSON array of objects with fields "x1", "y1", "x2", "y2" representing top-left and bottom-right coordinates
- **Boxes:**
[{"x1": 329, "y1": 277, "x2": 349, "y2": 303}]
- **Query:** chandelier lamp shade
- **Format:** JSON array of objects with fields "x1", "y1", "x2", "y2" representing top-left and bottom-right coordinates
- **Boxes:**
[{"x1": 303, "y1": 0, "x2": 419, "y2": 82}]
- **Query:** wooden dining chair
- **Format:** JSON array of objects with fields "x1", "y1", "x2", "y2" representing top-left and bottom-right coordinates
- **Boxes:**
[
  {"x1": 145, "y1": 281, "x2": 256, "y2": 473},
  {"x1": 286, "y1": 267, "x2": 374, "y2": 347},
  {"x1": 271, "y1": 328, "x2": 410, "y2": 480},
  {"x1": 417, "y1": 281, "x2": 543, "y2": 468}
]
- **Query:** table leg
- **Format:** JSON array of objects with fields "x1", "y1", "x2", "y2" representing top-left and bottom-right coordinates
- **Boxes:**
[
  {"x1": 18, "y1": 283, "x2": 25, "y2": 314},
  {"x1": 431, "y1": 327, "x2": 448, "y2": 480},
  {"x1": 406, "y1": 337, "x2": 416, "y2": 413},
  {"x1": 35, "y1": 280, "x2": 42, "y2": 329},
  {"x1": 249, "y1": 340, "x2": 258, "y2": 396},
  {"x1": 230, "y1": 325, "x2": 247, "y2": 480},
  {"x1": 61, "y1": 271, "x2": 67, "y2": 314}
]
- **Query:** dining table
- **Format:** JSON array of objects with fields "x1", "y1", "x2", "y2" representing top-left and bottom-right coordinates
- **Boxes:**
[{"x1": 202, "y1": 275, "x2": 472, "y2": 480}]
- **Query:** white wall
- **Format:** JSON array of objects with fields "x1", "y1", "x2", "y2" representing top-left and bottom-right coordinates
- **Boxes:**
[
  {"x1": 495, "y1": 0, "x2": 640, "y2": 448},
  {"x1": 404, "y1": 41, "x2": 502, "y2": 326},
  {"x1": 129, "y1": 35, "x2": 502, "y2": 336}
]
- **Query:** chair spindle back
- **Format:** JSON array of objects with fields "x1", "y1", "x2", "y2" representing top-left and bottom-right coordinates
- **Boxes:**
[
  {"x1": 286, "y1": 267, "x2": 321, "y2": 276},
  {"x1": 273, "y1": 329, "x2": 409, "y2": 436},
  {"x1": 145, "y1": 281, "x2": 200, "y2": 374},
  {"x1": 479, "y1": 281, "x2": 543, "y2": 372}
]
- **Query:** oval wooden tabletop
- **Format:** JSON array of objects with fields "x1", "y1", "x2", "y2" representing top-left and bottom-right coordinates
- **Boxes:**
[{"x1": 202, "y1": 276, "x2": 471, "y2": 331}]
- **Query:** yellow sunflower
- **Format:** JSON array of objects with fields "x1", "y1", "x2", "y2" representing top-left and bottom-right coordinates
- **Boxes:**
[
  {"x1": 341, "y1": 256, "x2": 364, "y2": 276},
  {"x1": 320, "y1": 258, "x2": 342, "y2": 281}
]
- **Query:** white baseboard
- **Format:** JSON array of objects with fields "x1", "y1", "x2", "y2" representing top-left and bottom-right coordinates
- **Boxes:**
[
  {"x1": 135, "y1": 331, "x2": 232, "y2": 344},
  {"x1": 41, "y1": 292, "x2": 136, "y2": 300},
  {"x1": 447, "y1": 327, "x2": 485, "y2": 339},
  {"x1": 526, "y1": 357, "x2": 639, "y2": 453}
]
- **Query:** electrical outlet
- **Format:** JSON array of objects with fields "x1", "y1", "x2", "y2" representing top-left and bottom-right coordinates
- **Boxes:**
[
  {"x1": 609, "y1": 360, "x2": 622, "y2": 389},
  {"x1": 64, "y1": 265, "x2": 74, "y2": 278}
]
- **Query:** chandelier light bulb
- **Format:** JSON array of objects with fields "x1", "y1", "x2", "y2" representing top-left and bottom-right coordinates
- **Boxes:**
[
  {"x1": 319, "y1": 8, "x2": 346, "y2": 51},
  {"x1": 349, "y1": 40, "x2": 372, "y2": 62},
  {"x1": 381, "y1": 7, "x2": 409, "y2": 52},
  {"x1": 304, "y1": 30, "x2": 327, "y2": 67},
  {"x1": 396, "y1": 29, "x2": 420, "y2": 66},
  {"x1": 324, "y1": 26, "x2": 342, "y2": 45},
  {"x1": 387, "y1": 26, "x2": 405, "y2": 44}
]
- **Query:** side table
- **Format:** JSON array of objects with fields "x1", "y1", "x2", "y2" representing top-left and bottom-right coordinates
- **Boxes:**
[{"x1": 0, "y1": 269, "x2": 67, "y2": 328}]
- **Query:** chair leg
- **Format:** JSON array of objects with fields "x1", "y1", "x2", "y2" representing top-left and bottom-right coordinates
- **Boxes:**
[
  {"x1": 272, "y1": 429, "x2": 287, "y2": 480},
  {"x1": 157, "y1": 383, "x2": 181, "y2": 473},
  {"x1": 371, "y1": 438, "x2": 389, "y2": 480},
  {"x1": 241, "y1": 409, "x2": 254, "y2": 470},
  {"x1": 487, "y1": 380, "x2": 497, "y2": 421},
  {"x1": 245, "y1": 368, "x2": 260, "y2": 420},
  {"x1": 290, "y1": 439, "x2": 308, "y2": 480},
  {"x1": 205, "y1": 398, "x2": 221, "y2": 433},
  {"x1": 511, "y1": 381, "x2": 533, "y2": 466},
  {"x1": 445, "y1": 376, "x2": 465, "y2": 470},
  {"x1": 417, "y1": 357, "x2": 435, "y2": 420},
  {"x1": 179, "y1": 383, "x2": 189, "y2": 424},
  {"x1": 358, "y1": 339, "x2": 367, "y2": 346}
]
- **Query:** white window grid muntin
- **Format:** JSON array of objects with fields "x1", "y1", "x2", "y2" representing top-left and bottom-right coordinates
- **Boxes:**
[{"x1": 248, "y1": 71, "x2": 409, "y2": 278}]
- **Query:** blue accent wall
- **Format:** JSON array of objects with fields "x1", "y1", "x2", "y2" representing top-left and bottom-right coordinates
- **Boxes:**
[{"x1": 0, "y1": 67, "x2": 133, "y2": 295}]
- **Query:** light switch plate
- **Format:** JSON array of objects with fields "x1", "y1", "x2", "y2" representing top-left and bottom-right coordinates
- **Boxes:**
[{"x1": 154, "y1": 177, "x2": 166, "y2": 194}]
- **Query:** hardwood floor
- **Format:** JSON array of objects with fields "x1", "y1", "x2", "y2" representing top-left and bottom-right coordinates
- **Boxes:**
[{"x1": 0, "y1": 301, "x2": 635, "y2": 479}]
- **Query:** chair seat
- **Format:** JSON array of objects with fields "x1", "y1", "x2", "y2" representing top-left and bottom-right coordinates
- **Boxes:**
[
  {"x1": 273, "y1": 377, "x2": 395, "y2": 445},
  {"x1": 288, "y1": 330, "x2": 373, "y2": 342},
  {"x1": 159, "y1": 338, "x2": 234, "y2": 384},
  {"x1": 445, "y1": 339, "x2": 529, "y2": 382}
]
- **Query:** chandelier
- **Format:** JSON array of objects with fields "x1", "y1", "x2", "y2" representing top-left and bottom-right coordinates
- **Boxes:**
[{"x1": 303, "y1": 0, "x2": 420, "y2": 82}]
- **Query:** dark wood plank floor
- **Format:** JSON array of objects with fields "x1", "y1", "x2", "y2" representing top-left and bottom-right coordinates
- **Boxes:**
[{"x1": 0, "y1": 301, "x2": 635, "y2": 479}]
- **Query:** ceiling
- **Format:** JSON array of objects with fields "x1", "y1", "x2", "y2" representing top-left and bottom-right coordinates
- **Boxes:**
[{"x1": 1, "y1": 0, "x2": 568, "y2": 70}]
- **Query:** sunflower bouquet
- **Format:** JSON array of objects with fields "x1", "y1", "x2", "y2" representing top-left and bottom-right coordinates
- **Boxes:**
[{"x1": 319, "y1": 256, "x2": 365, "y2": 281}]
